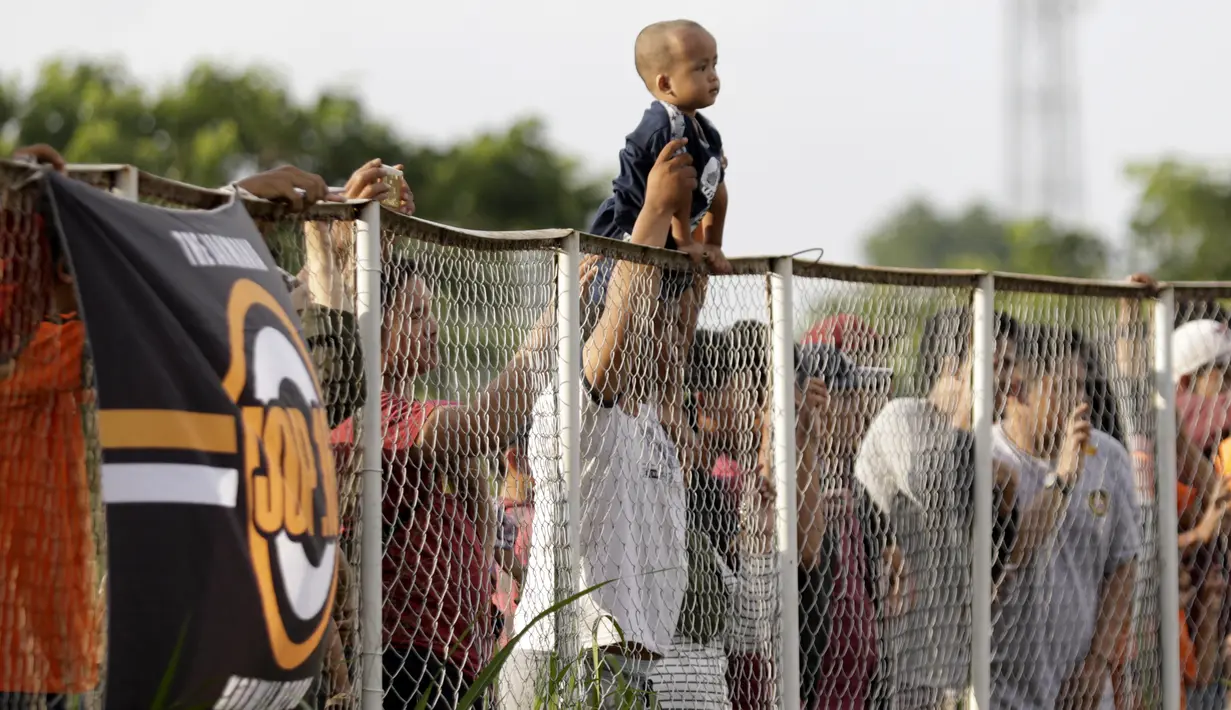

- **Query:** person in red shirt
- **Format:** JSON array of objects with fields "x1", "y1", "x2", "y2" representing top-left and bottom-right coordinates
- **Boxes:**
[{"x1": 329, "y1": 253, "x2": 566, "y2": 709}]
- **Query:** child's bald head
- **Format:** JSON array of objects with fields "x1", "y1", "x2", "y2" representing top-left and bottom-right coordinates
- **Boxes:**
[
  {"x1": 635, "y1": 20, "x2": 704, "y2": 85},
  {"x1": 634, "y1": 20, "x2": 720, "y2": 111}
]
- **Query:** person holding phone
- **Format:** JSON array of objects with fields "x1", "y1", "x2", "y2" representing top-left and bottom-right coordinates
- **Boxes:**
[{"x1": 990, "y1": 325, "x2": 1140, "y2": 710}]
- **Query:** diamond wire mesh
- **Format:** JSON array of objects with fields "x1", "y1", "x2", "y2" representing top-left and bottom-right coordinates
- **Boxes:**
[
  {"x1": 0, "y1": 163, "x2": 107, "y2": 710},
  {"x1": 1167, "y1": 286, "x2": 1231, "y2": 706},
  {"x1": 992, "y1": 281, "x2": 1159, "y2": 709},
  {"x1": 794, "y1": 266, "x2": 980, "y2": 710},
  {"x1": 505, "y1": 237, "x2": 779, "y2": 710},
  {"x1": 7, "y1": 162, "x2": 1221, "y2": 710},
  {"x1": 135, "y1": 174, "x2": 367, "y2": 710},
  {"x1": 373, "y1": 213, "x2": 561, "y2": 709},
  {"x1": 661, "y1": 264, "x2": 778, "y2": 710}
]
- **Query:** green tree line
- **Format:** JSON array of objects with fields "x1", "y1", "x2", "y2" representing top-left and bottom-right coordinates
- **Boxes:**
[
  {"x1": 5, "y1": 58, "x2": 1230, "y2": 281},
  {"x1": 0, "y1": 58, "x2": 606, "y2": 232},
  {"x1": 862, "y1": 162, "x2": 1231, "y2": 282}
]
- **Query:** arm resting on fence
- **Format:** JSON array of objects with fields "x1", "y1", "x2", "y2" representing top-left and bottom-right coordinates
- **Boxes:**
[
  {"x1": 583, "y1": 202, "x2": 673, "y2": 403},
  {"x1": 416, "y1": 316, "x2": 555, "y2": 462}
]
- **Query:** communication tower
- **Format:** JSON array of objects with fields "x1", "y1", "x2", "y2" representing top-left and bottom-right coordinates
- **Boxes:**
[{"x1": 1004, "y1": 0, "x2": 1086, "y2": 225}]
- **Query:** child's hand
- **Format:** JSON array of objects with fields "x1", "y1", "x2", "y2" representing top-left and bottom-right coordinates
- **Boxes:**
[{"x1": 676, "y1": 241, "x2": 732, "y2": 275}]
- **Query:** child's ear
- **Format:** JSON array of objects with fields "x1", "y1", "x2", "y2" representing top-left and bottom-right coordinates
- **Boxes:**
[{"x1": 656, "y1": 74, "x2": 672, "y2": 96}]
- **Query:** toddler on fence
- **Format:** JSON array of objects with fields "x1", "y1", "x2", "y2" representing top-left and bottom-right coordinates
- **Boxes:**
[{"x1": 589, "y1": 19, "x2": 730, "y2": 304}]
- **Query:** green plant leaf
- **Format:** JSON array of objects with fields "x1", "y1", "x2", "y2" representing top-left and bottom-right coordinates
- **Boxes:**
[
  {"x1": 455, "y1": 578, "x2": 618, "y2": 710},
  {"x1": 149, "y1": 620, "x2": 191, "y2": 710}
]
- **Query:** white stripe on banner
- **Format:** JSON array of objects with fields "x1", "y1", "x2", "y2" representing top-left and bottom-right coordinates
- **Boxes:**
[{"x1": 102, "y1": 463, "x2": 240, "y2": 507}]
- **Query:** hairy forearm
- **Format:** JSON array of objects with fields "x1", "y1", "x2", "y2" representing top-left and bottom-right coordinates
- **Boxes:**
[
  {"x1": 1178, "y1": 526, "x2": 1213, "y2": 555},
  {"x1": 419, "y1": 344, "x2": 552, "y2": 459}
]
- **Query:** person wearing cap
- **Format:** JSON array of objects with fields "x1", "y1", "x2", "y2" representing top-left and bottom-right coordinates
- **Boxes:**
[
  {"x1": 854, "y1": 307, "x2": 1022, "y2": 710},
  {"x1": 803, "y1": 313, "x2": 892, "y2": 369},
  {"x1": 1111, "y1": 275, "x2": 1231, "y2": 709},
  {"x1": 1168, "y1": 318, "x2": 1231, "y2": 710},
  {"x1": 795, "y1": 341, "x2": 894, "y2": 709},
  {"x1": 1173, "y1": 320, "x2": 1231, "y2": 458}
]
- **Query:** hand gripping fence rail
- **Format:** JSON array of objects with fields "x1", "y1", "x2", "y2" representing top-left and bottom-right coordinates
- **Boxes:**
[{"x1": 3, "y1": 160, "x2": 1214, "y2": 710}]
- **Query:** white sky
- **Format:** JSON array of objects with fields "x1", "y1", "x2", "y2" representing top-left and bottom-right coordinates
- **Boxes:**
[{"x1": 5, "y1": 0, "x2": 1229, "y2": 266}]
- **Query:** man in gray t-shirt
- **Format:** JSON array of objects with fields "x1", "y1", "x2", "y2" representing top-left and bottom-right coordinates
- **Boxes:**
[
  {"x1": 990, "y1": 326, "x2": 1140, "y2": 710},
  {"x1": 854, "y1": 308, "x2": 1021, "y2": 709}
]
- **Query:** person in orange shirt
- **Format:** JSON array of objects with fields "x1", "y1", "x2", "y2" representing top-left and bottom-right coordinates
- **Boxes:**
[
  {"x1": 1, "y1": 145, "x2": 101, "y2": 708},
  {"x1": 1177, "y1": 478, "x2": 1230, "y2": 710},
  {"x1": 0, "y1": 144, "x2": 379, "y2": 707}
]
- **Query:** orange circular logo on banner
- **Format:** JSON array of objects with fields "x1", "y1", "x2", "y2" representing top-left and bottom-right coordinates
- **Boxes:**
[{"x1": 220, "y1": 278, "x2": 340, "y2": 670}]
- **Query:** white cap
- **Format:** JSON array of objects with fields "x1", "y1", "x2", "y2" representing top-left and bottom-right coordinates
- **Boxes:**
[{"x1": 1172, "y1": 319, "x2": 1231, "y2": 381}]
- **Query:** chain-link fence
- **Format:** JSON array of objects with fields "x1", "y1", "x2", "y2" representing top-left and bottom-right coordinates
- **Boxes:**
[
  {"x1": 991, "y1": 277, "x2": 1164, "y2": 710},
  {"x1": 0, "y1": 161, "x2": 1216, "y2": 710}
]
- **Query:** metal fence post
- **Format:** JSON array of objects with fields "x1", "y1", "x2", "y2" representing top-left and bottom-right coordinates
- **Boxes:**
[
  {"x1": 354, "y1": 201, "x2": 385, "y2": 710},
  {"x1": 970, "y1": 274, "x2": 995, "y2": 710},
  {"x1": 115, "y1": 165, "x2": 139, "y2": 201},
  {"x1": 555, "y1": 231, "x2": 582, "y2": 660},
  {"x1": 1154, "y1": 287, "x2": 1181, "y2": 710},
  {"x1": 769, "y1": 256, "x2": 801, "y2": 709}
]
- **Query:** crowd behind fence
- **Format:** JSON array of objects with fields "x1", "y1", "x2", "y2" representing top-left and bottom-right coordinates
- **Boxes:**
[{"x1": 10, "y1": 160, "x2": 1231, "y2": 710}]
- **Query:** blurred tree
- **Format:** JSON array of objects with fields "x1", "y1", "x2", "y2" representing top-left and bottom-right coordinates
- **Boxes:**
[
  {"x1": 0, "y1": 58, "x2": 606, "y2": 231},
  {"x1": 1, "y1": 58, "x2": 608, "y2": 398},
  {"x1": 862, "y1": 197, "x2": 1110, "y2": 278},
  {"x1": 1126, "y1": 159, "x2": 1231, "y2": 281}
]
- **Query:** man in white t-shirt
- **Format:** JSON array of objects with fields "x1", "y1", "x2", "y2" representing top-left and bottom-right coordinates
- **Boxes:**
[
  {"x1": 990, "y1": 325, "x2": 1140, "y2": 710},
  {"x1": 854, "y1": 307, "x2": 1022, "y2": 709},
  {"x1": 507, "y1": 139, "x2": 725, "y2": 710}
]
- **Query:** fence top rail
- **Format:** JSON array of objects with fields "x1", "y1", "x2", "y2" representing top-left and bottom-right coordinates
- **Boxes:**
[
  {"x1": 990, "y1": 271, "x2": 1156, "y2": 298},
  {"x1": 11, "y1": 161, "x2": 1231, "y2": 295},
  {"x1": 0, "y1": 159, "x2": 44, "y2": 189},
  {"x1": 790, "y1": 259, "x2": 986, "y2": 288},
  {"x1": 383, "y1": 209, "x2": 571, "y2": 252},
  {"x1": 137, "y1": 171, "x2": 365, "y2": 221},
  {"x1": 1172, "y1": 283, "x2": 1231, "y2": 301},
  {"x1": 577, "y1": 232, "x2": 772, "y2": 275},
  {"x1": 66, "y1": 162, "x2": 131, "y2": 173}
]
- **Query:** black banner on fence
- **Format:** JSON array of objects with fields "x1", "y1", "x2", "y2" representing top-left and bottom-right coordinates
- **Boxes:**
[{"x1": 44, "y1": 172, "x2": 340, "y2": 710}]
